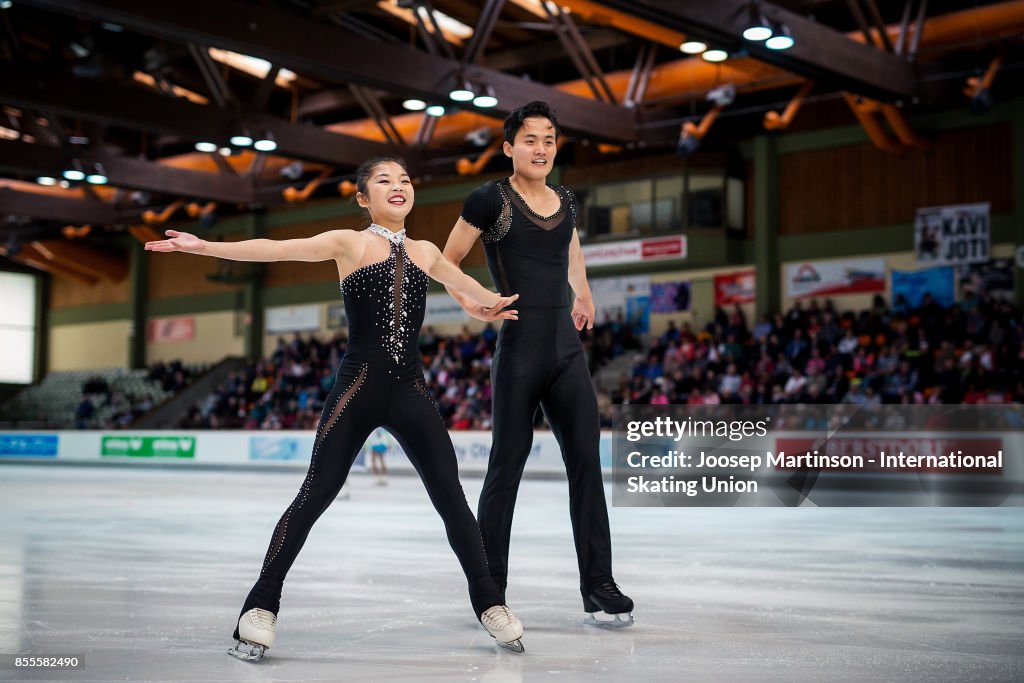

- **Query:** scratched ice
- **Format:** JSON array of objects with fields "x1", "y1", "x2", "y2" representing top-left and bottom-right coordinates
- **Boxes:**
[{"x1": 1, "y1": 465, "x2": 1022, "y2": 682}]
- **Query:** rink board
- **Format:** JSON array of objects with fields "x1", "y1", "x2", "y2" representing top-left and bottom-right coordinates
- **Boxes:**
[{"x1": 0, "y1": 429, "x2": 615, "y2": 474}]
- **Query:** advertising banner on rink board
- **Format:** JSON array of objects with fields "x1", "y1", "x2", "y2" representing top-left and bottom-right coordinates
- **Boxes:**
[
  {"x1": 613, "y1": 404, "x2": 1023, "y2": 507},
  {"x1": 785, "y1": 257, "x2": 885, "y2": 299},
  {"x1": 915, "y1": 202, "x2": 990, "y2": 266},
  {"x1": 0, "y1": 429, "x2": 612, "y2": 475}
]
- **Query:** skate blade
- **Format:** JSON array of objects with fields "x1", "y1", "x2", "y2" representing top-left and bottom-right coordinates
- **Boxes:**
[
  {"x1": 228, "y1": 639, "x2": 267, "y2": 662},
  {"x1": 495, "y1": 638, "x2": 525, "y2": 654},
  {"x1": 584, "y1": 611, "x2": 635, "y2": 629}
]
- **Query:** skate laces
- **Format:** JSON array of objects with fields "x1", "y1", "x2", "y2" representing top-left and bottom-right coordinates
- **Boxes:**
[
  {"x1": 247, "y1": 608, "x2": 277, "y2": 629},
  {"x1": 591, "y1": 579, "x2": 624, "y2": 598},
  {"x1": 482, "y1": 605, "x2": 516, "y2": 627}
]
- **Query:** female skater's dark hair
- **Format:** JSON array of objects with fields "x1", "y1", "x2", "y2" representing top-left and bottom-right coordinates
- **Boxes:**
[
  {"x1": 503, "y1": 101, "x2": 560, "y2": 144},
  {"x1": 354, "y1": 156, "x2": 409, "y2": 197}
]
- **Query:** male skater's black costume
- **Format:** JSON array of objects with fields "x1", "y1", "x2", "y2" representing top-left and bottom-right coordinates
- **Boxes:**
[{"x1": 461, "y1": 179, "x2": 631, "y2": 616}]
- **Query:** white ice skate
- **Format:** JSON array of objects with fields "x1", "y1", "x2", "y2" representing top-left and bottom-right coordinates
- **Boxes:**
[
  {"x1": 480, "y1": 605, "x2": 525, "y2": 653},
  {"x1": 228, "y1": 608, "x2": 276, "y2": 662}
]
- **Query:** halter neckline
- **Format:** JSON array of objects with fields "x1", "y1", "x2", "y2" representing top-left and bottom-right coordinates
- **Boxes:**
[{"x1": 367, "y1": 223, "x2": 406, "y2": 244}]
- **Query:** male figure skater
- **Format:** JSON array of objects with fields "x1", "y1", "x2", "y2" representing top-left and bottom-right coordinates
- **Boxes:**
[{"x1": 442, "y1": 101, "x2": 633, "y2": 626}]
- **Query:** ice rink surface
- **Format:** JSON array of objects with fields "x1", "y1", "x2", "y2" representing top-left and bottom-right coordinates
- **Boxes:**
[{"x1": 1, "y1": 464, "x2": 1022, "y2": 682}]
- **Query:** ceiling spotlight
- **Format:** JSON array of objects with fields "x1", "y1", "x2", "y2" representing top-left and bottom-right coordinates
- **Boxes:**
[
  {"x1": 218, "y1": 147, "x2": 232, "y2": 156},
  {"x1": 230, "y1": 125, "x2": 253, "y2": 147},
  {"x1": 765, "y1": 24, "x2": 794, "y2": 50},
  {"x1": 0, "y1": 1, "x2": 12, "y2": 10},
  {"x1": 62, "y1": 159, "x2": 85, "y2": 181},
  {"x1": 253, "y1": 132, "x2": 277, "y2": 152},
  {"x1": 680, "y1": 40, "x2": 708, "y2": 54},
  {"x1": 449, "y1": 80, "x2": 475, "y2": 102},
  {"x1": 37, "y1": 176, "x2": 57, "y2": 186},
  {"x1": 195, "y1": 141, "x2": 218, "y2": 153},
  {"x1": 425, "y1": 104, "x2": 446, "y2": 117},
  {"x1": 742, "y1": 4, "x2": 772, "y2": 41},
  {"x1": 473, "y1": 86, "x2": 497, "y2": 108},
  {"x1": 702, "y1": 49, "x2": 729, "y2": 63},
  {"x1": 59, "y1": 180, "x2": 70, "y2": 188},
  {"x1": 86, "y1": 162, "x2": 108, "y2": 185},
  {"x1": 402, "y1": 98, "x2": 427, "y2": 111}
]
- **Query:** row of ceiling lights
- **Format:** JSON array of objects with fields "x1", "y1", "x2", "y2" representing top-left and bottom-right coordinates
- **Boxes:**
[
  {"x1": 37, "y1": 160, "x2": 108, "y2": 186},
  {"x1": 195, "y1": 127, "x2": 277, "y2": 155},
  {"x1": 679, "y1": 5, "x2": 795, "y2": 62},
  {"x1": 402, "y1": 81, "x2": 498, "y2": 115}
]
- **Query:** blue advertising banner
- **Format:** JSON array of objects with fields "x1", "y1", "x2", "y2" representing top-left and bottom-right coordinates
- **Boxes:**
[
  {"x1": 0, "y1": 434, "x2": 59, "y2": 457},
  {"x1": 891, "y1": 267, "x2": 955, "y2": 308}
]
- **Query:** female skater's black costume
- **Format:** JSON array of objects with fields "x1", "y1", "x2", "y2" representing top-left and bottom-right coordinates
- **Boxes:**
[
  {"x1": 235, "y1": 224, "x2": 502, "y2": 637},
  {"x1": 460, "y1": 179, "x2": 626, "y2": 612}
]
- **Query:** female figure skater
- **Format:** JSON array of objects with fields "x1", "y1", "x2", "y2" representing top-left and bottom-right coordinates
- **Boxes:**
[{"x1": 145, "y1": 156, "x2": 525, "y2": 659}]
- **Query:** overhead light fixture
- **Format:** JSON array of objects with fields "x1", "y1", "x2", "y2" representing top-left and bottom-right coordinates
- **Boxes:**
[
  {"x1": 37, "y1": 176, "x2": 57, "y2": 186},
  {"x1": 402, "y1": 98, "x2": 427, "y2": 111},
  {"x1": 473, "y1": 86, "x2": 497, "y2": 108},
  {"x1": 449, "y1": 80, "x2": 475, "y2": 102},
  {"x1": 62, "y1": 159, "x2": 85, "y2": 181},
  {"x1": 230, "y1": 126, "x2": 253, "y2": 147},
  {"x1": 59, "y1": 180, "x2": 70, "y2": 188},
  {"x1": 218, "y1": 147, "x2": 232, "y2": 156},
  {"x1": 765, "y1": 24, "x2": 794, "y2": 50},
  {"x1": 0, "y1": 1, "x2": 12, "y2": 10},
  {"x1": 195, "y1": 141, "x2": 218, "y2": 153},
  {"x1": 86, "y1": 162, "x2": 108, "y2": 185},
  {"x1": 253, "y1": 132, "x2": 277, "y2": 152},
  {"x1": 680, "y1": 40, "x2": 708, "y2": 54},
  {"x1": 425, "y1": 104, "x2": 446, "y2": 117},
  {"x1": 742, "y1": 4, "x2": 772, "y2": 41},
  {"x1": 702, "y1": 49, "x2": 729, "y2": 63}
]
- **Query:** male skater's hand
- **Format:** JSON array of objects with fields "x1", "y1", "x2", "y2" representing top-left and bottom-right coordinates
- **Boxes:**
[{"x1": 571, "y1": 296, "x2": 595, "y2": 331}]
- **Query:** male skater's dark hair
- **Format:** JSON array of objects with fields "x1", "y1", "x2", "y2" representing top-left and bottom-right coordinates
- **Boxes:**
[{"x1": 503, "y1": 101, "x2": 560, "y2": 144}]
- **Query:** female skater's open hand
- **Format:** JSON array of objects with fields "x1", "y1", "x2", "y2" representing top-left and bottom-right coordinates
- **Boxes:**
[
  {"x1": 485, "y1": 294, "x2": 520, "y2": 322},
  {"x1": 144, "y1": 229, "x2": 206, "y2": 254}
]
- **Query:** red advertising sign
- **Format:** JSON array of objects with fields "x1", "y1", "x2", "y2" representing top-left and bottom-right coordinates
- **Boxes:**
[
  {"x1": 714, "y1": 271, "x2": 756, "y2": 305},
  {"x1": 147, "y1": 316, "x2": 196, "y2": 343}
]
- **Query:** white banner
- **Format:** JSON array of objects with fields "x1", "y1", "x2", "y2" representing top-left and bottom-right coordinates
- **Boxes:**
[
  {"x1": 582, "y1": 235, "x2": 686, "y2": 267},
  {"x1": 424, "y1": 292, "x2": 471, "y2": 325},
  {"x1": 785, "y1": 257, "x2": 886, "y2": 299},
  {"x1": 590, "y1": 275, "x2": 650, "y2": 325},
  {"x1": 915, "y1": 202, "x2": 990, "y2": 265},
  {"x1": 265, "y1": 304, "x2": 321, "y2": 333}
]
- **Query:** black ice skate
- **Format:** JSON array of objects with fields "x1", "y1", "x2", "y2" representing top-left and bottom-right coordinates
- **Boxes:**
[{"x1": 583, "y1": 579, "x2": 634, "y2": 628}]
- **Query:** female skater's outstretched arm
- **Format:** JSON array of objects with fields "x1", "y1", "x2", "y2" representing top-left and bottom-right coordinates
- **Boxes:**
[{"x1": 143, "y1": 228, "x2": 356, "y2": 263}]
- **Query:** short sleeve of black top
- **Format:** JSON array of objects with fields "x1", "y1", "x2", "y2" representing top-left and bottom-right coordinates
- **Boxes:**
[{"x1": 459, "y1": 181, "x2": 500, "y2": 240}]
